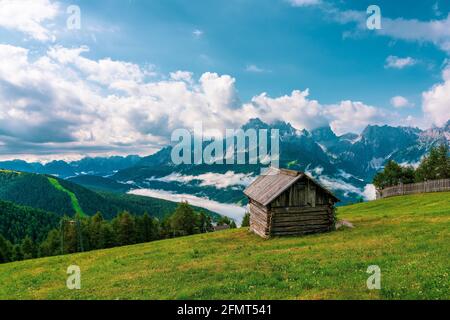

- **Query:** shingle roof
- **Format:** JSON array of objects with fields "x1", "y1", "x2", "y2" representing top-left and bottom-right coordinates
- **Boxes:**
[{"x1": 244, "y1": 167, "x2": 339, "y2": 206}]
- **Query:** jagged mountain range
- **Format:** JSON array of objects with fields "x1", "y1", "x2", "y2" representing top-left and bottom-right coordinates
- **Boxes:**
[
  {"x1": 0, "y1": 155, "x2": 141, "y2": 178},
  {"x1": 1, "y1": 119, "x2": 449, "y2": 205}
]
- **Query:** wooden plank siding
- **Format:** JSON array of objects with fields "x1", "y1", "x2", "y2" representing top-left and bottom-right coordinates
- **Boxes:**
[
  {"x1": 249, "y1": 180, "x2": 336, "y2": 238},
  {"x1": 271, "y1": 203, "x2": 334, "y2": 237},
  {"x1": 249, "y1": 200, "x2": 272, "y2": 238},
  {"x1": 271, "y1": 178, "x2": 335, "y2": 208},
  {"x1": 246, "y1": 168, "x2": 339, "y2": 239}
]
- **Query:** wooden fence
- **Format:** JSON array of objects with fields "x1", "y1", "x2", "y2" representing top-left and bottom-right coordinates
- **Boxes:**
[{"x1": 376, "y1": 179, "x2": 450, "y2": 199}]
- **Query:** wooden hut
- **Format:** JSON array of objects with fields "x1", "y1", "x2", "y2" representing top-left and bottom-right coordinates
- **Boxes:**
[{"x1": 244, "y1": 168, "x2": 339, "y2": 238}]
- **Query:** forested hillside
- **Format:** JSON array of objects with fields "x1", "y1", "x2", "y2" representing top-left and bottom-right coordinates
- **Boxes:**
[
  {"x1": 0, "y1": 170, "x2": 219, "y2": 220},
  {"x1": 98, "y1": 192, "x2": 219, "y2": 219},
  {"x1": 68, "y1": 175, "x2": 131, "y2": 193},
  {"x1": 0, "y1": 200, "x2": 59, "y2": 244},
  {"x1": 0, "y1": 170, "x2": 74, "y2": 215},
  {"x1": 0, "y1": 200, "x2": 230, "y2": 264},
  {"x1": 0, "y1": 169, "x2": 224, "y2": 263}
]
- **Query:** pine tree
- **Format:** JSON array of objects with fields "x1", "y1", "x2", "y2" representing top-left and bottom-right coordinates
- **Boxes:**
[
  {"x1": 169, "y1": 202, "x2": 199, "y2": 236},
  {"x1": 21, "y1": 236, "x2": 36, "y2": 260},
  {"x1": 101, "y1": 222, "x2": 116, "y2": 248},
  {"x1": 112, "y1": 211, "x2": 137, "y2": 246},
  {"x1": 136, "y1": 212, "x2": 159, "y2": 243},
  {"x1": 217, "y1": 216, "x2": 234, "y2": 226},
  {"x1": 198, "y1": 212, "x2": 213, "y2": 233},
  {"x1": 435, "y1": 144, "x2": 450, "y2": 179},
  {"x1": 12, "y1": 244, "x2": 23, "y2": 261},
  {"x1": 159, "y1": 218, "x2": 172, "y2": 239},
  {"x1": 401, "y1": 166, "x2": 416, "y2": 184},
  {"x1": 62, "y1": 220, "x2": 79, "y2": 254},
  {"x1": 373, "y1": 160, "x2": 405, "y2": 189},
  {"x1": 416, "y1": 144, "x2": 450, "y2": 182},
  {"x1": 88, "y1": 212, "x2": 105, "y2": 250},
  {"x1": 39, "y1": 229, "x2": 61, "y2": 257},
  {"x1": 0, "y1": 235, "x2": 12, "y2": 263},
  {"x1": 241, "y1": 212, "x2": 250, "y2": 227}
]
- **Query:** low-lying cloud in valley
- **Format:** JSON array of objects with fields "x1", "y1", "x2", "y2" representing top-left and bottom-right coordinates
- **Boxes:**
[
  {"x1": 155, "y1": 171, "x2": 256, "y2": 189},
  {"x1": 129, "y1": 188, "x2": 247, "y2": 223}
]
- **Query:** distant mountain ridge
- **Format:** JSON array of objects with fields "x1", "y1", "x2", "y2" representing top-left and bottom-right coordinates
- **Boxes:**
[
  {"x1": 111, "y1": 119, "x2": 449, "y2": 205},
  {"x1": 1, "y1": 120, "x2": 448, "y2": 205},
  {"x1": 0, "y1": 155, "x2": 141, "y2": 179}
]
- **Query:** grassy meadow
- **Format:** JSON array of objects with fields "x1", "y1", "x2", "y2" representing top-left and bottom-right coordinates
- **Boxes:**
[
  {"x1": 47, "y1": 177, "x2": 86, "y2": 217},
  {"x1": 0, "y1": 192, "x2": 449, "y2": 300}
]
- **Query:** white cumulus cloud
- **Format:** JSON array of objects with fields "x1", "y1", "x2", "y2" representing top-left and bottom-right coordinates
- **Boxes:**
[
  {"x1": 325, "y1": 101, "x2": 389, "y2": 135},
  {"x1": 289, "y1": 0, "x2": 321, "y2": 7},
  {"x1": 390, "y1": 96, "x2": 412, "y2": 108},
  {"x1": 0, "y1": 44, "x2": 407, "y2": 158},
  {"x1": 316, "y1": 5, "x2": 450, "y2": 55},
  {"x1": 245, "y1": 64, "x2": 267, "y2": 73},
  {"x1": 385, "y1": 56, "x2": 417, "y2": 69},
  {"x1": 193, "y1": 29, "x2": 204, "y2": 38},
  {"x1": 378, "y1": 15, "x2": 450, "y2": 54},
  {"x1": 0, "y1": 0, "x2": 59, "y2": 41},
  {"x1": 422, "y1": 65, "x2": 450, "y2": 127},
  {"x1": 242, "y1": 90, "x2": 328, "y2": 131},
  {"x1": 363, "y1": 184, "x2": 377, "y2": 201}
]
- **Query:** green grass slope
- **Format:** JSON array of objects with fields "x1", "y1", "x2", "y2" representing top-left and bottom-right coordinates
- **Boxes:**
[
  {"x1": 47, "y1": 177, "x2": 86, "y2": 217},
  {"x1": 0, "y1": 192, "x2": 448, "y2": 300}
]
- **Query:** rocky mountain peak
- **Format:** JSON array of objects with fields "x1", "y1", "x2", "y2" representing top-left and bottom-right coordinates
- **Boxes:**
[{"x1": 311, "y1": 126, "x2": 338, "y2": 142}]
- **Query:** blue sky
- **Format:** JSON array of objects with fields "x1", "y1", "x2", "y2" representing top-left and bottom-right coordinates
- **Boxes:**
[
  {"x1": 0, "y1": 0, "x2": 449, "y2": 160},
  {"x1": 57, "y1": 0, "x2": 448, "y2": 105}
]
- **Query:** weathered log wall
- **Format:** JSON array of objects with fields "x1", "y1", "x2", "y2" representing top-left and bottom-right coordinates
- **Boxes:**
[
  {"x1": 271, "y1": 205, "x2": 335, "y2": 237},
  {"x1": 248, "y1": 177, "x2": 337, "y2": 238},
  {"x1": 271, "y1": 178, "x2": 334, "y2": 208},
  {"x1": 249, "y1": 200, "x2": 271, "y2": 238}
]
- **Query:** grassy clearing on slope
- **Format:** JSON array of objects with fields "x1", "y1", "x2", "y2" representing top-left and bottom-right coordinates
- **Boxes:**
[
  {"x1": 47, "y1": 177, "x2": 86, "y2": 217},
  {"x1": 0, "y1": 192, "x2": 448, "y2": 300},
  {"x1": 0, "y1": 169, "x2": 21, "y2": 174}
]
